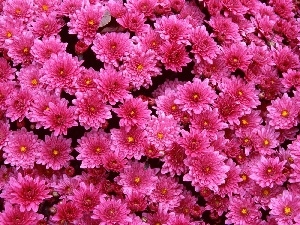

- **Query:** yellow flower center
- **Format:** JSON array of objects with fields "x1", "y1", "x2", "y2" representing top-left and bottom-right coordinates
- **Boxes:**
[
  {"x1": 52, "y1": 149, "x2": 59, "y2": 155},
  {"x1": 6, "y1": 31, "x2": 12, "y2": 38},
  {"x1": 241, "y1": 119, "x2": 248, "y2": 125},
  {"x1": 281, "y1": 110, "x2": 289, "y2": 117},
  {"x1": 137, "y1": 64, "x2": 143, "y2": 71},
  {"x1": 59, "y1": 69, "x2": 64, "y2": 75},
  {"x1": 238, "y1": 91, "x2": 243, "y2": 96},
  {"x1": 193, "y1": 94, "x2": 199, "y2": 100},
  {"x1": 89, "y1": 106, "x2": 95, "y2": 112},
  {"x1": 20, "y1": 146, "x2": 27, "y2": 152},
  {"x1": 171, "y1": 105, "x2": 177, "y2": 110},
  {"x1": 157, "y1": 132, "x2": 164, "y2": 139},
  {"x1": 262, "y1": 188, "x2": 270, "y2": 196},
  {"x1": 264, "y1": 139, "x2": 269, "y2": 146},
  {"x1": 15, "y1": 8, "x2": 21, "y2": 14},
  {"x1": 161, "y1": 188, "x2": 168, "y2": 195},
  {"x1": 241, "y1": 208, "x2": 248, "y2": 215},
  {"x1": 42, "y1": 5, "x2": 48, "y2": 11},
  {"x1": 127, "y1": 136, "x2": 134, "y2": 143},
  {"x1": 88, "y1": 20, "x2": 94, "y2": 25},
  {"x1": 85, "y1": 79, "x2": 91, "y2": 85},
  {"x1": 267, "y1": 168, "x2": 272, "y2": 173},
  {"x1": 233, "y1": 57, "x2": 238, "y2": 63},
  {"x1": 95, "y1": 147, "x2": 101, "y2": 153},
  {"x1": 134, "y1": 177, "x2": 140, "y2": 184},
  {"x1": 31, "y1": 79, "x2": 38, "y2": 86},
  {"x1": 284, "y1": 206, "x2": 292, "y2": 216},
  {"x1": 130, "y1": 110, "x2": 135, "y2": 116},
  {"x1": 241, "y1": 174, "x2": 247, "y2": 181},
  {"x1": 23, "y1": 47, "x2": 29, "y2": 53}
]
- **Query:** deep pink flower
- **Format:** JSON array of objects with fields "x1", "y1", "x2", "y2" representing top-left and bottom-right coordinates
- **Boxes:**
[
  {"x1": 30, "y1": 13, "x2": 64, "y2": 37},
  {"x1": 51, "y1": 199, "x2": 82, "y2": 223},
  {"x1": 113, "y1": 97, "x2": 151, "y2": 130},
  {"x1": 249, "y1": 156, "x2": 286, "y2": 188},
  {"x1": 222, "y1": 42, "x2": 252, "y2": 72},
  {"x1": 125, "y1": 191, "x2": 148, "y2": 212},
  {"x1": 106, "y1": 0, "x2": 127, "y2": 18},
  {"x1": 102, "y1": 150, "x2": 127, "y2": 172},
  {"x1": 274, "y1": 46, "x2": 300, "y2": 72},
  {"x1": 150, "y1": 176, "x2": 183, "y2": 210},
  {"x1": 3, "y1": 0, "x2": 34, "y2": 22},
  {"x1": 273, "y1": 0, "x2": 294, "y2": 19},
  {"x1": 92, "y1": 32, "x2": 132, "y2": 66},
  {"x1": 266, "y1": 93, "x2": 299, "y2": 130},
  {"x1": 174, "y1": 78, "x2": 217, "y2": 115},
  {"x1": 177, "y1": 1, "x2": 205, "y2": 26},
  {"x1": 75, "y1": 67, "x2": 99, "y2": 91},
  {"x1": 96, "y1": 67, "x2": 130, "y2": 105},
  {"x1": 122, "y1": 48, "x2": 161, "y2": 89},
  {"x1": 269, "y1": 190, "x2": 300, "y2": 224},
  {"x1": 161, "y1": 142, "x2": 187, "y2": 176},
  {"x1": 135, "y1": 27, "x2": 163, "y2": 53},
  {"x1": 205, "y1": 194, "x2": 229, "y2": 217},
  {"x1": 40, "y1": 98, "x2": 77, "y2": 136},
  {"x1": 92, "y1": 197, "x2": 132, "y2": 224},
  {"x1": 235, "y1": 110, "x2": 262, "y2": 130},
  {"x1": 111, "y1": 126, "x2": 146, "y2": 160},
  {"x1": 76, "y1": 129, "x2": 111, "y2": 168},
  {"x1": 226, "y1": 196, "x2": 261, "y2": 225},
  {"x1": 125, "y1": 0, "x2": 156, "y2": 17},
  {"x1": 0, "y1": 173, "x2": 50, "y2": 212},
  {"x1": 40, "y1": 52, "x2": 82, "y2": 94},
  {"x1": 282, "y1": 69, "x2": 300, "y2": 90},
  {"x1": 59, "y1": 0, "x2": 83, "y2": 16},
  {"x1": 0, "y1": 57, "x2": 16, "y2": 82},
  {"x1": 191, "y1": 26, "x2": 219, "y2": 64},
  {"x1": 116, "y1": 10, "x2": 149, "y2": 34},
  {"x1": 30, "y1": 35, "x2": 67, "y2": 64},
  {"x1": 154, "y1": 15, "x2": 191, "y2": 45},
  {"x1": 0, "y1": 203, "x2": 43, "y2": 225},
  {"x1": 160, "y1": 42, "x2": 191, "y2": 72},
  {"x1": 33, "y1": 0, "x2": 62, "y2": 14},
  {"x1": 179, "y1": 128, "x2": 210, "y2": 156},
  {"x1": 68, "y1": 4, "x2": 104, "y2": 45},
  {"x1": 6, "y1": 32, "x2": 35, "y2": 66},
  {"x1": 36, "y1": 134, "x2": 73, "y2": 170},
  {"x1": 52, "y1": 174, "x2": 80, "y2": 197},
  {"x1": 17, "y1": 64, "x2": 43, "y2": 91},
  {"x1": 254, "y1": 125, "x2": 279, "y2": 155},
  {"x1": 73, "y1": 91, "x2": 112, "y2": 130},
  {"x1": 145, "y1": 113, "x2": 180, "y2": 150},
  {"x1": 0, "y1": 16, "x2": 23, "y2": 46},
  {"x1": 183, "y1": 151, "x2": 230, "y2": 192},
  {"x1": 3, "y1": 128, "x2": 39, "y2": 169},
  {"x1": 143, "y1": 204, "x2": 170, "y2": 225},
  {"x1": 70, "y1": 182, "x2": 100, "y2": 213},
  {"x1": 117, "y1": 161, "x2": 158, "y2": 195}
]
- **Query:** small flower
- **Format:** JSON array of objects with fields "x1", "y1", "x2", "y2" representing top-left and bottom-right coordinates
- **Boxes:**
[
  {"x1": 0, "y1": 173, "x2": 50, "y2": 212},
  {"x1": 30, "y1": 13, "x2": 63, "y2": 37},
  {"x1": 17, "y1": 64, "x2": 43, "y2": 91},
  {"x1": 116, "y1": 10, "x2": 149, "y2": 34},
  {"x1": 36, "y1": 134, "x2": 73, "y2": 170},
  {"x1": 51, "y1": 199, "x2": 82, "y2": 223},
  {"x1": 274, "y1": 46, "x2": 300, "y2": 72},
  {"x1": 92, "y1": 197, "x2": 132, "y2": 224}
]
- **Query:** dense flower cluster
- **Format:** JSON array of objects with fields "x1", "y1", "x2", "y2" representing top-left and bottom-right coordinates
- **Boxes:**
[{"x1": 0, "y1": 0, "x2": 299, "y2": 224}]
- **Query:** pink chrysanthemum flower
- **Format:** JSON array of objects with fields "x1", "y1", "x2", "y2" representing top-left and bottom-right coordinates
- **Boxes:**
[
  {"x1": 226, "y1": 196, "x2": 261, "y2": 225},
  {"x1": 273, "y1": 0, "x2": 294, "y2": 19},
  {"x1": 153, "y1": 78, "x2": 184, "y2": 97},
  {"x1": 235, "y1": 128, "x2": 257, "y2": 155},
  {"x1": 125, "y1": 191, "x2": 147, "y2": 212},
  {"x1": 254, "y1": 125, "x2": 279, "y2": 155},
  {"x1": 117, "y1": 161, "x2": 158, "y2": 195},
  {"x1": 125, "y1": 0, "x2": 156, "y2": 17},
  {"x1": 5, "y1": 32, "x2": 35, "y2": 66},
  {"x1": 3, "y1": 128, "x2": 39, "y2": 169},
  {"x1": 52, "y1": 174, "x2": 80, "y2": 197},
  {"x1": 116, "y1": 11, "x2": 149, "y2": 34},
  {"x1": 191, "y1": 26, "x2": 219, "y2": 64},
  {"x1": 59, "y1": 0, "x2": 83, "y2": 16},
  {"x1": 150, "y1": 176, "x2": 183, "y2": 210},
  {"x1": 2, "y1": 0, "x2": 34, "y2": 22},
  {"x1": 92, "y1": 196, "x2": 132, "y2": 224},
  {"x1": 235, "y1": 110, "x2": 262, "y2": 130},
  {"x1": 0, "y1": 57, "x2": 16, "y2": 82},
  {"x1": 249, "y1": 156, "x2": 286, "y2": 188},
  {"x1": 113, "y1": 97, "x2": 151, "y2": 130},
  {"x1": 205, "y1": 194, "x2": 229, "y2": 217},
  {"x1": 160, "y1": 42, "x2": 191, "y2": 72},
  {"x1": 40, "y1": 98, "x2": 77, "y2": 136},
  {"x1": 73, "y1": 91, "x2": 112, "y2": 130},
  {"x1": 217, "y1": 159, "x2": 242, "y2": 197},
  {"x1": 174, "y1": 190, "x2": 198, "y2": 217},
  {"x1": 122, "y1": 48, "x2": 161, "y2": 89},
  {"x1": 174, "y1": 78, "x2": 217, "y2": 115},
  {"x1": 161, "y1": 142, "x2": 187, "y2": 176},
  {"x1": 106, "y1": 0, "x2": 127, "y2": 18},
  {"x1": 0, "y1": 121, "x2": 10, "y2": 149},
  {"x1": 33, "y1": 0, "x2": 62, "y2": 14},
  {"x1": 0, "y1": 203, "x2": 43, "y2": 225},
  {"x1": 111, "y1": 127, "x2": 146, "y2": 160},
  {"x1": 36, "y1": 134, "x2": 72, "y2": 170},
  {"x1": 154, "y1": 15, "x2": 191, "y2": 45},
  {"x1": 220, "y1": 76, "x2": 260, "y2": 110},
  {"x1": 75, "y1": 67, "x2": 98, "y2": 91},
  {"x1": 190, "y1": 108, "x2": 228, "y2": 135},
  {"x1": 269, "y1": 190, "x2": 300, "y2": 224},
  {"x1": 30, "y1": 13, "x2": 64, "y2": 37},
  {"x1": 178, "y1": 1, "x2": 204, "y2": 25},
  {"x1": 40, "y1": 52, "x2": 82, "y2": 94},
  {"x1": 214, "y1": 94, "x2": 245, "y2": 125},
  {"x1": 70, "y1": 182, "x2": 100, "y2": 213},
  {"x1": 0, "y1": 16, "x2": 24, "y2": 46},
  {"x1": 68, "y1": 4, "x2": 104, "y2": 45},
  {"x1": 266, "y1": 93, "x2": 299, "y2": 130},
  {"x1": 0, "y1": 173, "x2": 50, "y2": 212},
  {"x1": 179, "y1": 128, "x2": 210, "y2": 156},
  {"x1": 102, "y1": 150, "x2": 127, "y2": 172},
  {"x1": 222, "y1": 42, "x2": 252, "y2": 72},
  {"x1": 143, "y1": 204, "x2": 170, "y2": 225},
  {"x1": 282, "y1": 69, "x2": 300, "y2": 90},
  {"x1": 76, "y1": 129, "x2": 111, "y2": 168},
  {"x1": 31, "y1": 35, "x2": 67, "y2": 64},
  {"x1": 135, "y1": 27, "x2": 163, "y2": 53},
  {"x1": 51, "y1": 199, "x2": 82, "y2": 223},
  {"x1": 96, "y1": 67, "x2": 130, "y2": 105},
  {"x1": 27, "y1": 91, "x2": 60, "y2": 128},
  {"x1": 17, "y1": 64, "x2": 43, "y2": 91},
  {"x1": 183, "y1": 151, "x2": 230, "y2": 192},
  {"x1": 5, "y1": 88, "x2": 32, "y2": 122},
  {"x1": 274, "y1": 46, "x2": 300, "y2": 72},
  {"x1": 145, "y1": 113, "x2": 180, "y2": 150},
  {"x1": 92, "y1": 32, "x2": 131, "y2": 66}
]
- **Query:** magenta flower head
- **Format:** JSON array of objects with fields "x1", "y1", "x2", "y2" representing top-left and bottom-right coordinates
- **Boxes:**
[
  {"x1": 266, "y1": 93, "x2": 299, "y2": 130},
  {"x1": 0, "y1": 173, "x2": 51, "y2": 212},
  {"x1": 183, "y1": 150, "x2": 230, "y2": 192},
  {"x1": 92, "y1": 196, "x2": 132, "y2": 224},
  {"x1": 175, "y1": 78, "x2": 217, "y2": 115}
]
